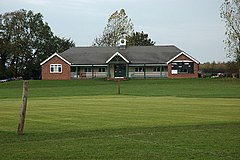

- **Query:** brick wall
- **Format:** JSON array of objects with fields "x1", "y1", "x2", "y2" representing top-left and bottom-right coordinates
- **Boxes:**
[
  {"x1": 168, "y1": 54, "x2": 199, "y2": 78},
  {"x1": 42, "y1": 56, "x2": 71, "y2": 80}
]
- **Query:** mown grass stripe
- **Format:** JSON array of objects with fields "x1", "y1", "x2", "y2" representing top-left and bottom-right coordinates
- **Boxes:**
[{"x1": 0, "y1": 79, "x2": 239, "y2": 159}]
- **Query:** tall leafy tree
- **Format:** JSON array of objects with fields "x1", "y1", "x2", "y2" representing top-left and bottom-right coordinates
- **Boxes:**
[
  {"x1": 127, "y1": 31, "x2": 155, "y2": 46},
  {"x1": 93, "y1": 9, "x2": 134, "y2": 46},
  {"x1": 0, "y1": 9, "x2": 75, "y2": 79},
  {"x1": 220, "y1": 0, "x2": 240, "y2": 63}
]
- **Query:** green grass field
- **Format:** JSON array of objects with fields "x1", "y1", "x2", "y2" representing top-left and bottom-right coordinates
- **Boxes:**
[{"x1": 0, "y1": 79, "x2": 240, "y2": 159}]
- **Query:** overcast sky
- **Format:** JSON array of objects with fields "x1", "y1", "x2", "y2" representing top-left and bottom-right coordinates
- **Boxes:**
[{"x1": 1, "y1": 0, "x2": 230, "y2": 63}]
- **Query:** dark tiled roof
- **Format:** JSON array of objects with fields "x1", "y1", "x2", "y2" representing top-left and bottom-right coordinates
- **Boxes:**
[{"x1": 59, "y1": 45, "x2": 183, "y2": 65}]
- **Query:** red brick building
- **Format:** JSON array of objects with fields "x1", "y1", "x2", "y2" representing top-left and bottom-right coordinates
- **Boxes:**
[
  {"x1": 167, "y1": 52, "x2": 200, "y2": 78},
  {"x1": 41, "y1": 53, "x2": 71, "y2": 80},
  {"x1": 41, "y1": 42, "x2": 200, "y2": 80}
]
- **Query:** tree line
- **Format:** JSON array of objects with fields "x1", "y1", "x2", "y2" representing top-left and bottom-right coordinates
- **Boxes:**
[
  {"x1": 0, "y1": 9, "x2": 75, "y2": 80},
  {"x1": 200, "y1": 61, "x2": 239, "y2": 78}
]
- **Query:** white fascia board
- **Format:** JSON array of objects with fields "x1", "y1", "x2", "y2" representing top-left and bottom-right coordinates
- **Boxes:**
[
  {"x1": 71, "y1": 64, "x2": 93, "y2": 67},
  {"x1": 106, "y1": 52, "x2": 129, "y2": 63},
  {"x1": 40, "y1": 53, "x2": 71, "y2": 65},
  {"x1": 128, "y1": 64, "x2": 167, "y2": 67},
  {"x1": 144, "y1": 64, "x2": 168, "y2": 67},
  {"x1": 167, "y1": 52, "x2": 200, "y2": 64},
  {"x1": 71, "y1": 64, "x2": 108, "y2": 67},
  {"x1": 128, "y1": 64, "x2": 144, "y2": 66},
  {"x1": 93, "y1": 65, "x2": 108, "y2": 67},
  {"x1": 172, "y1": 60, "x2": 193, "y2": 63}
]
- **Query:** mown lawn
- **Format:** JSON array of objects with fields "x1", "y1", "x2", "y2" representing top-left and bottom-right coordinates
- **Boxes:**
[{"x1": 0, "y1": 79, "x2": 240, "y2": 159}]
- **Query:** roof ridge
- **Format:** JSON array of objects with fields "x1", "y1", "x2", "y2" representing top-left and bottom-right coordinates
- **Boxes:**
[
  {"x1": 73, "y1": 46, "x2": 116, "y2": 48},
  {"x1": 72, "y1": 45, "x2": 178, "y2": 48}
]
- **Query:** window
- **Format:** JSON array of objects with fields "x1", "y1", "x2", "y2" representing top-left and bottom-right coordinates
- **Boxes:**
[
  {"x1": 135, "y1": 67, "x2": 144, "y2": 72},
  {"x1": 84, "y1": 68, "x2": 92, "y2": 72},
  {"x1": 153, "y1": 67, "x2": 160, "y2": 72},
  {"x1": 98, "y1": 67, "x2": 106, "y2": 72},
  {"x1": 50, "y1": 64, "x2": 62, "y2": 73},
  {"x1": 171, "y1": 62, "x2": 194, "y2": 74}
]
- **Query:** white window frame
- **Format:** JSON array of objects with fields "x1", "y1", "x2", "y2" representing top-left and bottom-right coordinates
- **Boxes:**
[
  {"x1": 50, "y1": 64, "x2": 62, "y2": 73},
  {"x1": 153, "y1": 67, "x2": 160, "y2": 72},
  {"x1": 98, "y1": 67, "x2": 106, "y2": 72},
  {"x1": 84, "y1": 67, "x2": 92, "y2": 72},
  {"x1": 135, "y1": 67, "x2": 144, "y2": 72}
]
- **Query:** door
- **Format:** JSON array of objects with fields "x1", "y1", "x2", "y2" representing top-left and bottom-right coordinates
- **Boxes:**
[{"x1": 114, "y1": 64, "x2": 126, "y2": 77}]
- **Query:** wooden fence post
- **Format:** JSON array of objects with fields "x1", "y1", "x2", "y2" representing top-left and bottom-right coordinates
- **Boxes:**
[
  {"x1": 17, "y1": 80, "x2": 28, "y2": 135},
  {"x1": 118, "y1": 80, "x2": 120, "y2": 95}
]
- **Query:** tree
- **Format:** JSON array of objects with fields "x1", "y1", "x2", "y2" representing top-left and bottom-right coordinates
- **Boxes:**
[
  {"x1": 220, "y1": 0, "x2": 240, "y2": 63},
  {"x1": 0, "y1": 9, "x2": 75, "y2": 79},
  {"x1": 127, "y1": 31, "x2": 155, "y2": 46},
  {"x1": 93, "y1": 9, "x2": 134, "y2": 46}
]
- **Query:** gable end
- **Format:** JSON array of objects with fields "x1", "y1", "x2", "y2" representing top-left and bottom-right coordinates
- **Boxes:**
[
  {"x1": 40, "y1": 53, "x2": 71, "y2": 66},
  {"x1": 106, "y1": 52, "x2": 129, "y2": 64},
  {"x1": 167, "y1": 52, "x2": 200, "y2": 64}
]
